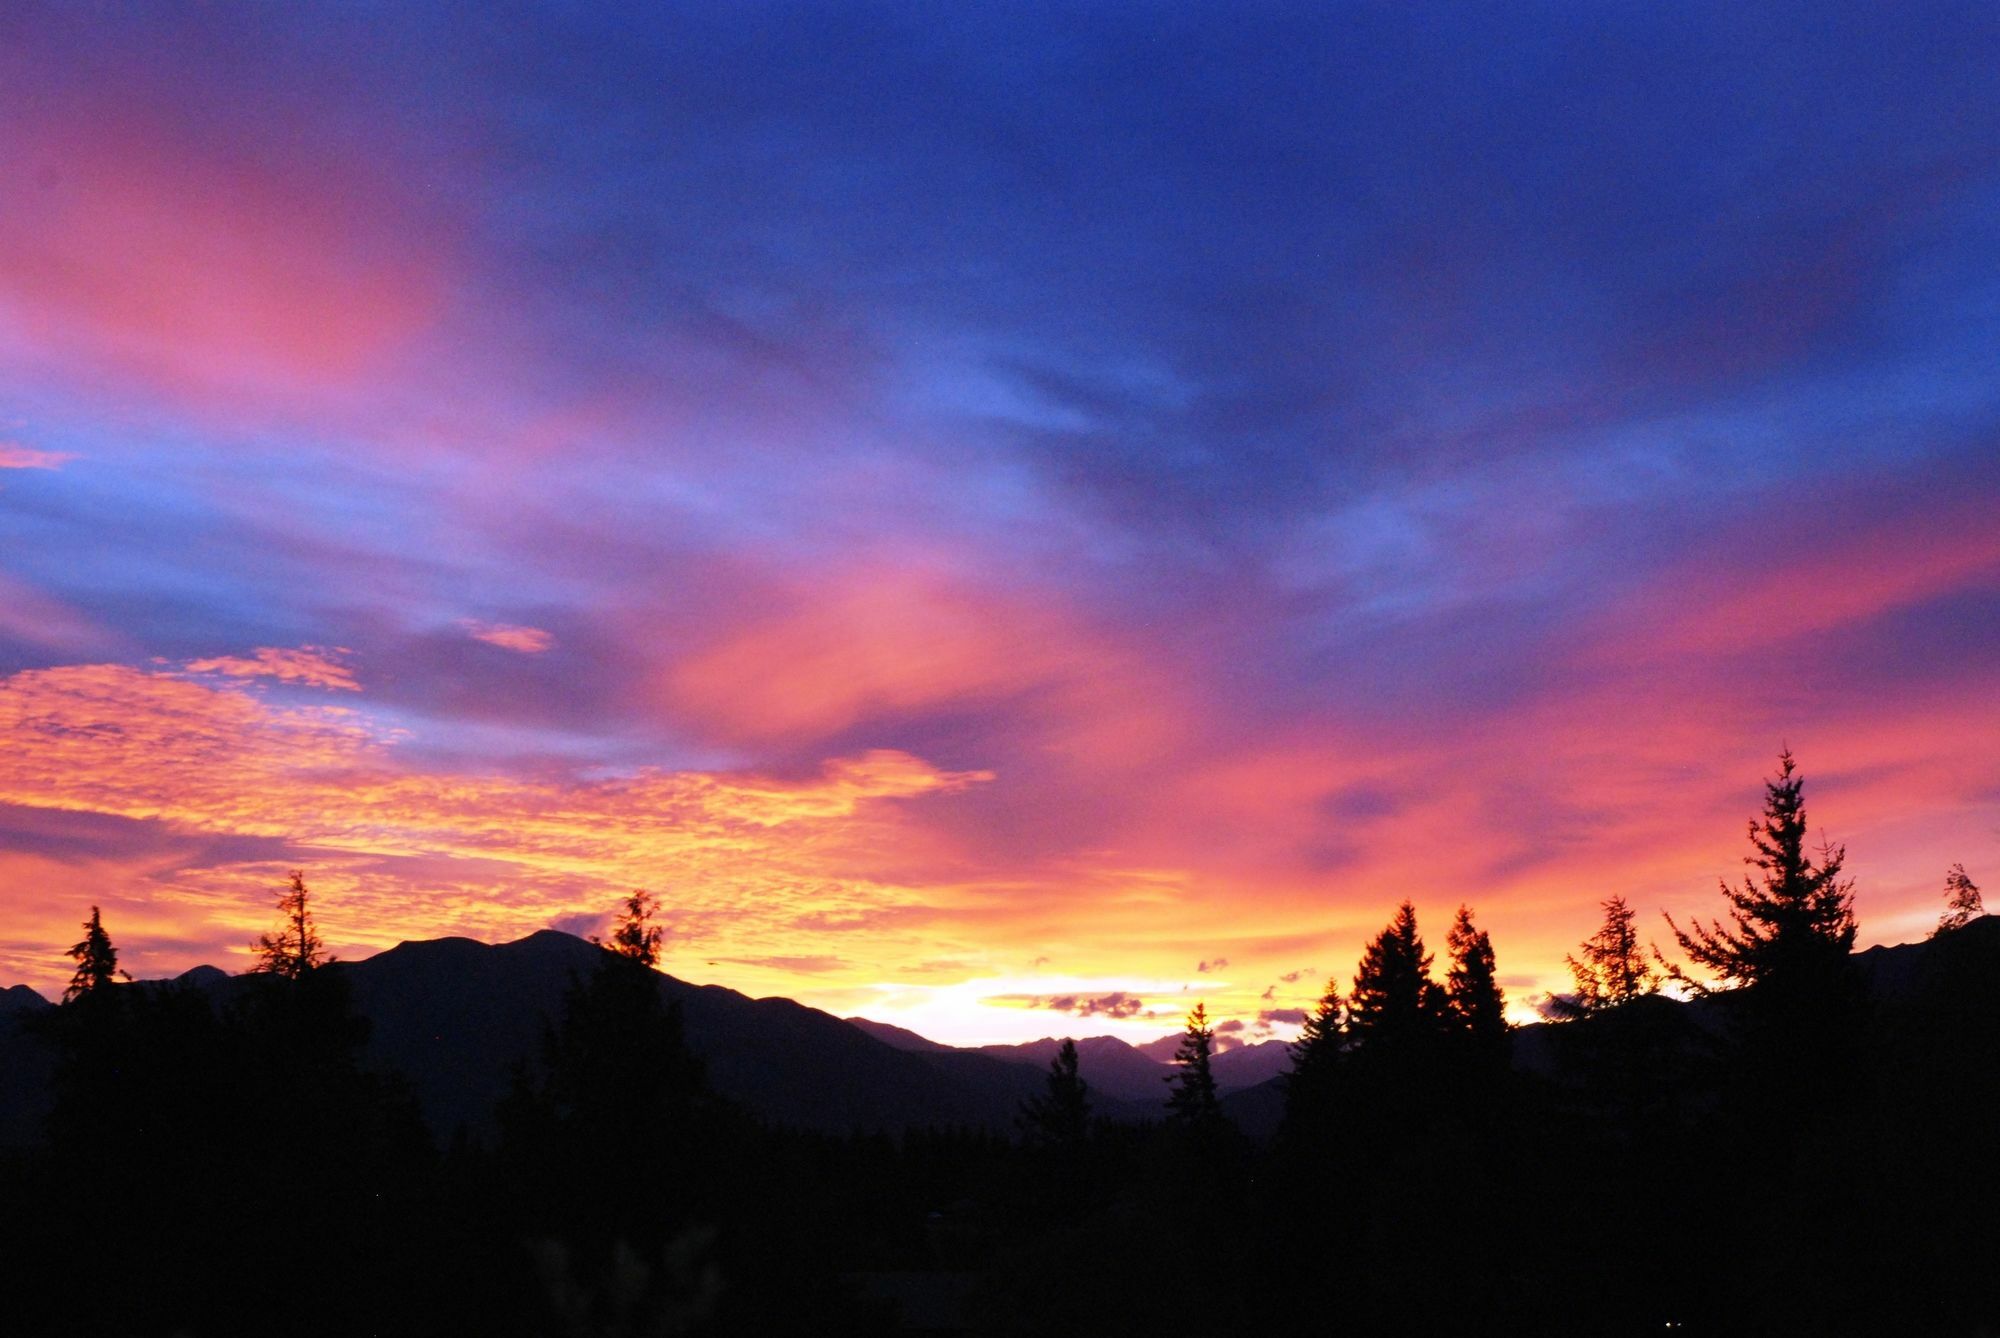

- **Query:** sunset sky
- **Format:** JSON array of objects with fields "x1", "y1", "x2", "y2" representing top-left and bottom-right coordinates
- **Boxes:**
[{"x1": 2, "y1": 4, "x2": 1996, "y2": 1045}]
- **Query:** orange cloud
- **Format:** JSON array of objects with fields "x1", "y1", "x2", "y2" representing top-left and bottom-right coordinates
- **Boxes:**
[
  {"x1": 460, "y1": 621, "x2": 556, "y2": 654},
  {"x1": 183, "y1": 647, "x2": 360, "y2": 692},
  {"x1": 0, "y1": 661, "x2": 994, "y2": 1003},
  {"x1": 1, "y1": 620, "x2": 1992, "y2": 1046}
]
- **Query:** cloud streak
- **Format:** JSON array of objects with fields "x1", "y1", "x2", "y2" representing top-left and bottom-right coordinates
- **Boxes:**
[{"x1": 0, "y1": 441, "x2": 73, "y2": 470}]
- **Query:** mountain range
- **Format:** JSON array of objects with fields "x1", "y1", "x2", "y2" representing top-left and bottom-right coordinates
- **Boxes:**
[
  {"x1": 0, "y1": 930, "x2": 1267, "y2": 1145},
  {"x1": 3, "y1": 919, "x2": 1987, "y2": 1148}
]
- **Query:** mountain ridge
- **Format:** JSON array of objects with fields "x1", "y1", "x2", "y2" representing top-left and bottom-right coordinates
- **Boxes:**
[{"x1": 2, "y1": 919, "x2": 1989, "y2": 1149}]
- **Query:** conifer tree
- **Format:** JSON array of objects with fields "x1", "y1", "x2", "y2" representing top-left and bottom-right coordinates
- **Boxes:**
[
  {"x1": 595, "y1": 890, "x2": 664, "y2": 966},
  {"x1": 1018, "y1": 1037, "x2": 1091, "y2": 1147},
  {"x1": 1164, "y1": 1003, "x2": 1221, "y2": 1127},
  {"x1": 1346, "y1": 901, "x2": 1446, "y2": 1054},
  {"x1": 1932, "y1": 864, "x2": 1983, "y2": 938},
  {"x1": 253, "y1": 871, "x2": 330, "y2": 978},
  {"x1": 512, "y1": 888, "x2": 705, "y2": 1233},
  {"x1": 1662, "y1": 750, "x2": 1856, "y2": 995},
  {"x1": 1282, "y1": 975, "x2": 1347, "y2": 1130},
  {"x1": 1444, "y1": 905, "x2": 1506, "y2": 1046},
  {"x1": 1563, "y1": 895, "x2": 1659, "y2": 1013},
  {"x1": 63, "y1": 905, "x2": 125, "y2": 1004}
]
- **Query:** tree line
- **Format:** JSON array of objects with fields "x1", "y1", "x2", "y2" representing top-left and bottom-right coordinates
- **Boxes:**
[{"x1": 2, "y1": 748, "x2": 1994, "y2": 1335}]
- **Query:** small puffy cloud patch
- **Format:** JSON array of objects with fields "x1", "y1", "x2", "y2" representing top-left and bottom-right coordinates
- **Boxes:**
[{"x1": 460, "y1": 621, "x2": 556, "y2": 654}]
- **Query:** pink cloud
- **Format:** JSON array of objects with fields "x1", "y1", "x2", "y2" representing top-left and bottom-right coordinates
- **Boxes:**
[
  {"x1": 0, "y1": 95, "x2": 453, "y2": 424},
  {"x1": 184, "y1": 647, "x2": 360, "y2": 693},
  {"x1": 659, "y1": 560, "x2": 1187, "y2": 769},
  {"x1": 1588, "y1": 491, "x2": 2000, "y2": 666},
  {"x1": 460, "y1": 621, "x2": 556, "y2": 654}
]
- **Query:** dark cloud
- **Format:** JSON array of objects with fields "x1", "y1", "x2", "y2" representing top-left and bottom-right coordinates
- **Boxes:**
[
  {"x1": 0, "y1": 802, "x2": 299, "y2": 869},
  {"x1": 546, "y1": 910, "x2": 606, "y2": 940},
  {"x1": 1258, "y1": 1008, "x2": 1308, "y2": 1027},
  {"x1": 1033, "y1": 991, "x2": 1145, "y2": 1021},
  {"x1": 1196, "y1": 956, "x2": 1228, "y2": 973}
]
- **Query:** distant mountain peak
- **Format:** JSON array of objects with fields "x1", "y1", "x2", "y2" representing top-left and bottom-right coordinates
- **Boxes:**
[{"x1": 1, "y1": 983, "x2": 51, "y2": 1014}]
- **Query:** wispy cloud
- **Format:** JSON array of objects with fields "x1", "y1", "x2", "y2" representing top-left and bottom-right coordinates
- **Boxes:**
[{"x1": 0, "y1": 441, "x2": 75, "y2": 470}]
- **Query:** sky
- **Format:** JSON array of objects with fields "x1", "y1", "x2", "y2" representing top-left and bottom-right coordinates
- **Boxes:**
[{"x1": 1, "y1": 2, "x2": 1997, "y2": 1046}]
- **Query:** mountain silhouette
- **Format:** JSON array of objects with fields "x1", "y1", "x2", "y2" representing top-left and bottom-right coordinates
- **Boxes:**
[
  {"x1": 1, "y1": 983, "x2": 51, "y2": 1015},
  {"x1": 0, "y1": 986, "x2": 53, "y2": 1146},
  {"x1": 2, "y1": 920, "x2": 1991, "y2": 1149},
  {"x1": 845, "y1": 1015, "x2": 954, "y2": 1052},
  {"x1": 855, "y1": 1020, "x2": 1299, "y2": 1103},
  {"x1": 337, "y1": 930, "x2": 1075, "y2": 1138}
]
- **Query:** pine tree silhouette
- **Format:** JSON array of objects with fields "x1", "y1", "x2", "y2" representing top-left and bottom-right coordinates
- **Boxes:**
[
  {"x1": 1662, "y1": 749, "x2": 1856, "y2": 995},
  {"x1": 1444, "y1": 904, "x2": 1506, "y2": 1048},
  {"x1": 253, "y1": 871, "x2": 331, "y2": 978},
  {"x1": 594, "y1": 889, "x2": 664, "y2": 966},
  {"x1": 1347, "y1": 901, "x2": 1446, "y2": 1057},
  {"x1": 1018, "y1": 1037, "x2": 1090, "y2": 1147},
  {"x1": 504, "y1": 890, "x2": 708, "y2": 1249},
  {"x1": 1933, "y1": 863, "x2": 1983, "y2": 938},
  {"x1": 63, "y1": 905, "x2": 126, "y2": 1004},
  {"x1": 1282, "y1": 974, "x2": 1347, "y2": 1132},
  {"x1": 1165, "y1": 1003, "x2": 1221, "y2": 1127},
  {"x1": 1562, "y1": 895, "x2": 1660, "y2": 1013}
]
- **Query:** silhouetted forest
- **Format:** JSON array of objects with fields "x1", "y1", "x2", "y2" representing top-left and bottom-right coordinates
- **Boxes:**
[{"x1": 1, "y1": 751, "x2": 1994, "y2": 1335}]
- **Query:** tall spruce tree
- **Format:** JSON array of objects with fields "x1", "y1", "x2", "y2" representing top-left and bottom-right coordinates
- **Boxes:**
[
  {"x1": 1164, "y1": 1003, "x2": 1221, "y2": 1127},
  {"x1": 506, "y1": 888, "x2": 707, "y2": 1243},
  {"x1": 1662, "y1": 750, "x2": 1856, "y2": 995},
  {"x1": 1933, "y1": 864, "x2": 1983, "y2": 938},
  {"x1": 1444, "y1": 905, "x2": 1506, "y2": 1047},
  {"x1": 1018, "y1": 1037, "x2": 1091, "y2": 1148},
  {"x1": 64, "y1": 905, "x2": 124, "y2": 1004},
  {"x1": 1346, "y1": 901, "x2": 1446, "y2": 1056},
  {"x1": 1282, "y1": 975, "x2": 1347, "y2": 1131},
  {"x1": 1563, "y1": 895, "x2": 1660, "y2": 1013},
  {"x1": 253, "y1": 871, "x2": 330, "y2": 978}
]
